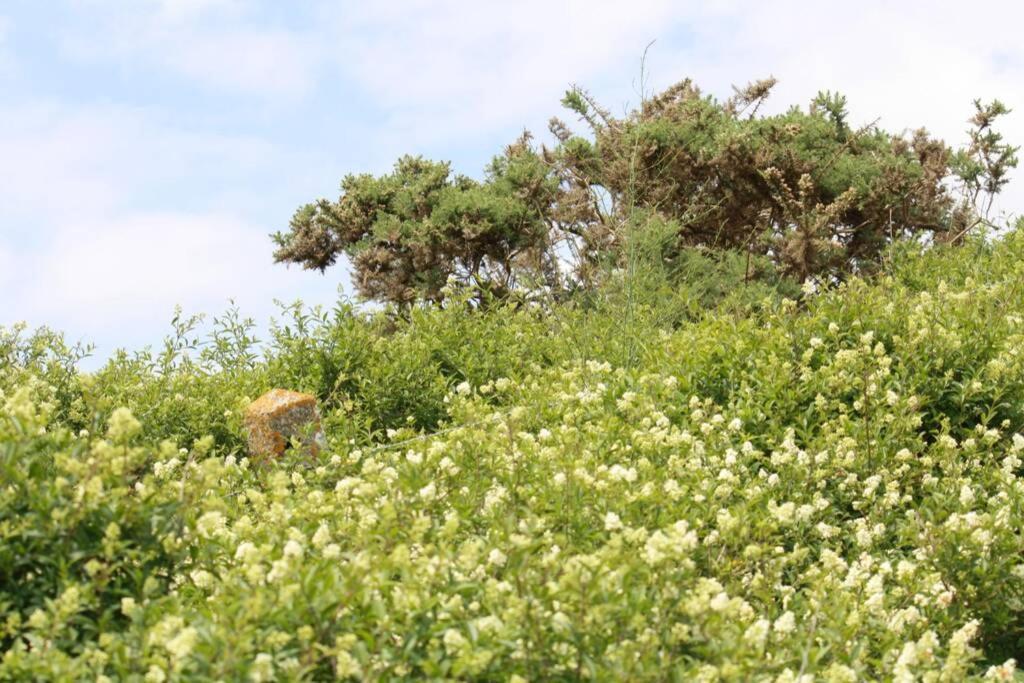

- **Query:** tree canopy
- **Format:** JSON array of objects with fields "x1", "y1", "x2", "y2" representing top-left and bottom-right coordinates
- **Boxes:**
[{"x1": 273, "y1": 77, "x2": 1017, "y2": 305}]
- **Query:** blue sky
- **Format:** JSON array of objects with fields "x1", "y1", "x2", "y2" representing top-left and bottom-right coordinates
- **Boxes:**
[{"x1": 2, "y1": 0, "x2": 1023, "y2": 366}]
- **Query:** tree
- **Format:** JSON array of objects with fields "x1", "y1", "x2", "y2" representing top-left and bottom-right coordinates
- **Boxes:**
[
  {"x1": 550, "y1": 79, "x2": 981, "y2": 284},
  {"x1": 273, "y1": 76, "x2": 1017, "y2": 304},
  {"x1": 273, "y1": 135, "x2": 562, "y2": 306}
]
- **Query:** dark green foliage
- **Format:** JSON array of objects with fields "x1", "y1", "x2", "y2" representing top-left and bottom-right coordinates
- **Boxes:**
[
  {"x1": 552, "y1": 78, "x2": 960, "y2": 283},
  {"x1": 273, "y1": 137, "x2": 561, "y2": 306},
  {"x1": 275, "y1": 76, "x2": 1016, "y2": 305}
]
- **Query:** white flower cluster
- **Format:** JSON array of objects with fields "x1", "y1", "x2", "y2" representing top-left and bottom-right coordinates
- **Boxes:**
[{"x1": 9, "y1": 240, "x2": 1024, "y2": 680}]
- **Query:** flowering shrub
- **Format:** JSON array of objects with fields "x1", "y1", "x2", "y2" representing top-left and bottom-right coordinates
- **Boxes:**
[{"x1": 3, "y1": 225, "x2": 1024, "y2": 679}]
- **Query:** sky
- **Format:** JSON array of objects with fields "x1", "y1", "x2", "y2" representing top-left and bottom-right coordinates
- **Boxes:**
[{"x1": 2, "y1": 0, "x2": 1023, "y2": 366}]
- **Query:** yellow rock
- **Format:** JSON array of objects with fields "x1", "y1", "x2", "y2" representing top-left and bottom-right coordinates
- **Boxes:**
[{"x1": 244, "y1": 389, "x2": 323, "y2": 458}]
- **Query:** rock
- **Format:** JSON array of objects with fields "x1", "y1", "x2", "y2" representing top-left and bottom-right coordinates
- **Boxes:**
[{"x1": 244, "y1": 389, "x2": 324, "y2": 458}]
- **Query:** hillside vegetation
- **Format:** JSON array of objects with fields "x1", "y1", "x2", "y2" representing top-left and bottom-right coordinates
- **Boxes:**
[
  {"x1": 3, "y1": 78, "x2": 1024, "y2": 681},
  {"x1": 4, "y1": 228, "x2": 1024, "y2": 680}
]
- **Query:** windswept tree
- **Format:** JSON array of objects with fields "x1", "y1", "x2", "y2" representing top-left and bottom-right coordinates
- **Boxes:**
[
  {"x1": 550, "y1": 79, "x2": 1015, "y2": 284},
  {"x1": 274, "y1": 76, "x2": 1017, "y2": 305},
  {"x1": 273, "y1": 135, "x2": 563, "y2": 306}
]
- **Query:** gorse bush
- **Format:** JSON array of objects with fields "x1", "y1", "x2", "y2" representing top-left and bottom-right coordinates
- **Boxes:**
[
  {"x1": 273, "y1": 78, "x2": 1017, "y2": 306},
  {"x1": 273, "y1": 141, "x2": 561, "y2": 306},
  {"x1": 4, "y1": 220, "x2": 1024, "y2": 679}
]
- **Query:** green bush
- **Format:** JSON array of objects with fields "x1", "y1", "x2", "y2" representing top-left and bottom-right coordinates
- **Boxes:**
[
  {"x1": 0, "y1": 396, "x2": 187, "y2": 679},
  {"x1": 5, "y1": 221, "x2": 1024, "y2": 679}
]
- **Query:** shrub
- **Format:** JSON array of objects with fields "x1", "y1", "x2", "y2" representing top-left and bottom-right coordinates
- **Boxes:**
[
  {"x1": 5, "y1": 222, "x2": 1024, "y2": 679},
  {"x1": 274, "y1": 78, "x2": 1017, "y2": 306}
]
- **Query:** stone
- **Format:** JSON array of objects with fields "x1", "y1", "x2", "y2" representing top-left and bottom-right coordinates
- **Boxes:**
[{"x1": 244, "y1": 389, "x2": 324, "y2": 458}]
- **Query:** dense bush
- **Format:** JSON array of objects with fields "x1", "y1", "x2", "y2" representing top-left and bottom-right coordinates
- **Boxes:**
[
  {"x1": 3, "y1": 220, "x2": 1024, "y2": 679},
  {"x1": 0, "y1": 396, "x2": 187, "y2": 679},
  {"x1": 274, "y1": 78, "x2": 1017, "y2": 306},
  {"x1": 273, "y1": 139, "x2": 561, "y2": 306}
]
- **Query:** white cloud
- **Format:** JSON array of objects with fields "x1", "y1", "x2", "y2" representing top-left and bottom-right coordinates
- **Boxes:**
[
  {"x1": 0, "y1": 15, "x2": 13, "y2": 76},
  {"x1": 639, "y1": 0, "x2": 1024, "y2": 221},
  {"x1": 51, "y1": 1, "x2": 1024, "y2": 219},
  {"x1": 152, "y1": 0, "x2": 241, "y2": 22},
  {"x1": 17, "y1": 212, "x2": 324, "y2": 319},
  {"x1": 61, "y1": 3, "x2": 319, "y2": 97},
  {"x1": 325, "y1": 0, "x2": 679, "y2": 141},
  {"x1": 18, "y1": 213, "x2": 258, "y2": 321},
  {"x1": 0, "y1": 100, "x2": 298, "y2": 225},
  {"x1": 6, "y1": 210, "x2": 343, "y2": 359},
  {"x1": 162, "y1": 28, "x2": 317, "y2": 95},
  {"x1": 0, "y1": 103, "x2": 137, "y2": 221},
  {"x1": 0, "y1": 99, "x2": 340, "y2": 358},
  {"x1": 0, "y1": 243, "x2": 14, "y2": 292}
]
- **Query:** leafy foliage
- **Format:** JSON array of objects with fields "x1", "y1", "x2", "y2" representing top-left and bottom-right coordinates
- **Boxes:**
[
  {"x1": 5, "y1": 221, "x2": 1024, "y2": 679},
  {"x1": 274, "y1": 137, "x2": 561, "y2": 306},
  {"x1": 551, "y1": 78, "x2": 1011, "y2": 284},
  {"x1": 274, "y1": 78, "x2": 1017, "y2": 305}
]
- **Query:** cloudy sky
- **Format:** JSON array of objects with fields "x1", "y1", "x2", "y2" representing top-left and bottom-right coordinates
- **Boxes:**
[{"x1": 2, "y1": 0, "x2": 1023, "y2": 365}]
